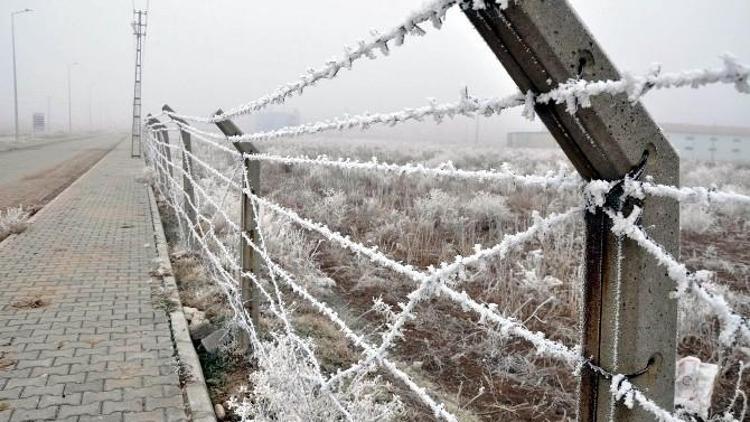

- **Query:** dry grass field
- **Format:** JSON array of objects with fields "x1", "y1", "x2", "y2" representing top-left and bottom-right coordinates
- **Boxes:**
[{"x1": 154, "y1": 136, "x2": 750, "y2": 421}]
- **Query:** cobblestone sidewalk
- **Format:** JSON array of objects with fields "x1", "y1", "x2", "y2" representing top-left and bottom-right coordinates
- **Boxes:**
[{"x1": 0, "y1": 141, "x2": 189, "y2": 422}]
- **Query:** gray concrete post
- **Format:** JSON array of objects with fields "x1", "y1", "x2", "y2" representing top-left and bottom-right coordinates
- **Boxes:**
[
  {"x1": 463, "y1": 2, "x2": 679, "y2": 421},
  {"x1": 213, "y1": 109, "x2": 262, "y2": 351},
  {"x1": 163, "y1": 105, "x2": 198, "y2": 234},
  {"x1": 146, "y1": 116, "x2": 173, "y2": 186}
]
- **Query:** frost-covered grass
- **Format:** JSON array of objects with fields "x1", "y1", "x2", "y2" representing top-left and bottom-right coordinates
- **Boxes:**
[
  {"x1": 157, "y1": 135, "x2": 749, "y2": 421},
  {"x1": 0, "y1": 206, "x2": 30, "y2": 242}
]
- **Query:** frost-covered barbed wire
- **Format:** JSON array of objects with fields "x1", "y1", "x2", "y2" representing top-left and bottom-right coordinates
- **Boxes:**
[
  {"x1": 536, "y1": 54, "x2": 749, "y2": 114},
  {"x1": 324, "y1": 208, "x2": 582, "y2": 388},
  {"x1": 623, "y1": 178, "x2": 750, "y2": 206},
  {"x1": 605, "y1": 206, "x2": 750, "y2": 348},
  {"x1": 168, "y1": 120, "x2": 580, "y2": 190},
  {"x1": 165, "y1": 0, "x2": 515, "y2": 124},
  {"x1": 152, "y1": 128, "x2": 747, "y2": 370},
  {"x1": 172, "y1": 92, "x2": 527, "y2": 143},
  {"x1": 144, "y1": 130, "x2": 687, "y2": 422},
  {"x1": 148, "y1": 135, "x2": 674, "y2": 417},
  {"x1": 145, "y1": 139, "x2": 266, "y2": 355},
  {"x1": 145, "y1": 138, "x2": 458, "y2": 421},
  {"x1": 609, "y1": 375, "x2": 685, "y2": 422},
  {"x1": 161, "y1": 56, "x2": 748, "y2": 150},
  {"x1": 146, "y1": 139, "x2": 358, "y2": 420},
  {"x1": 244, "y1": 152, "x2": 582, "y2": 190},
  {"x1": 584, "y1": 177, "x2": 750, "y2": 209},
  {"x1": 160, "y1": 122, "x2": 750, "y2": 208}
]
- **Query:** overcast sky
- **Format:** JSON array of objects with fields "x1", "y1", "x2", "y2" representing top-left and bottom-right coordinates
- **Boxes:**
[{"x1": 1, "y1": 0, "x2": 749, "y2": 143}]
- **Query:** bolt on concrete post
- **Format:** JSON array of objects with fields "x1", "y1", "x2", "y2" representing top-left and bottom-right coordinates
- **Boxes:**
[
  {"x1": 213, "y1": 109, "x2": 262, "y2": 353},
  {"x1": 463, "y1": 2, "x2": 679, "y2": 421}
]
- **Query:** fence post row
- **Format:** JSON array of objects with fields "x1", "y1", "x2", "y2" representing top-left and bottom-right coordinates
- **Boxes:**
[
  {"x1": 464, "y1": 2, "x2": 680, "y2": 421},
  {"x1": 162, "y1": 105, "x2": 198, "y2": 235},
  {"x1": 143, "y1": 114, "x2": 155, "y2": 167},
  {"x1": 145, "y1": 116, "x2": 173, "y2": 187},
  {"x1": 213, "y1": 109, "x2": 262, "y2": 352}
]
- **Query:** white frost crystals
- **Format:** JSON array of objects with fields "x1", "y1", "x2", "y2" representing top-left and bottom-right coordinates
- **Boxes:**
[
  {"x1": 226, "y1": 336, "x2": 404, "y2": 422},
  {"x1": 168, "y1": 0, "x2": 518, "y2": 124},
  {"x1": 0, "y1": 206, "x2": 30, "y2": 241},
  {"x1": 606, "y1": 206, "x2": 750, "y2": 348},
  {"x1": 537, "y1": 54, "x2": 750, "y2": 114},
  {"x1": 144, "y1": 129, "x2": 713, "y2": 422}
]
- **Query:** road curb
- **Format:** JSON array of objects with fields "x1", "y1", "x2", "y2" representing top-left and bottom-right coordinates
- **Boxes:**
[{"x1": 146, "y1": 185, "x2": 217, "y2": 422}]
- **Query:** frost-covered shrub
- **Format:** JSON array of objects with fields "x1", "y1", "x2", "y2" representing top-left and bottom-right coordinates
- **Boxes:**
[
  {"x1": 136, "y1": 167, "x2": 157, "y2": 186},
  {"x1": 681, "y1": 204, "x2": 716, "y2": 234},
  {"x1": 465, "y1": 191, "x2": 510, "y2": 226},
  {"x1": 318, "y1": 188, "x2": 348, "y2": 227},
  {"x1": 0, "y1": 206, "x2": 29, "y2": 240},
  {"x1": 413, "y1": 188, "x2": 460, "y2": 223},
  {"x1": 261, "y1": 211, "x2": 336, "y2": 289},
  {"x1": 227, "y1": 336, "x2": 403, "y2": 421}
]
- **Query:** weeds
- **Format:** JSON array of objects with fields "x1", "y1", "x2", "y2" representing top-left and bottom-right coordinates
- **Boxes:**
[
  {"x1": 0, "y1": 206, "x2": 29, "y2": 242},
  {"x1": 158, "y1": 137, "x2": 750, "y2": 421}
]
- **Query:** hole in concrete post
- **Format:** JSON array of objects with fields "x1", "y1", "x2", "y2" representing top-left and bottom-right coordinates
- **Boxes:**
[{"x1": 576, "y1": 49, "x2": 595, "y2": 78}]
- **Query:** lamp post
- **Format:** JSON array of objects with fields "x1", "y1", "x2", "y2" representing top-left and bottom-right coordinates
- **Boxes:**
[
  {"x1": 67, "y1": 62, "x2": 78, "y2": 133},
  {"x1": 11, "y1": 8, "x2": 33, "y2": 142}
]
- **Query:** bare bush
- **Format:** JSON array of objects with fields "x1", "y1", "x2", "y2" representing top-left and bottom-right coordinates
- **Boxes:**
[
  {"x1": 227, "y1": 335, "x2": 404, "y2": 422},
  {"x1": 0, "y1": 206, "x2": 30, "y2": 241}
]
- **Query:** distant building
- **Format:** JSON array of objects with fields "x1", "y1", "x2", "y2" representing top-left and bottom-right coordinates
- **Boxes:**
[
  {"x1": 32, "y1": 113, "x2": 46, "y2": 134},
  {"x1": 254, "y1": 111, "x2": 301, "y2": 132},
  {"x1": 506, "y1": 123, "x2": 750, "y2": 163}
]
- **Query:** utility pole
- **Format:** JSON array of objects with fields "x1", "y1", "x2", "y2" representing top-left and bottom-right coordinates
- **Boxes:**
[
  {"x1": 88, "y1": 85, "x2": 93, "y2": 131},
  {"x1": 11, "y1": 8, "x2": 32, "y2": 142},
  {"x1": 47, "y1": 96, "x2": 51, "y2": 133},
  {"x1": 131, "y1": 8, "x2": 148, "y2": 157},
  {"x1": 67, "y1": 62, "x2": 78, "y2": 133}
]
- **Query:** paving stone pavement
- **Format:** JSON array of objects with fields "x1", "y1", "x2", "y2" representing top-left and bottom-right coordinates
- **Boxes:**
[{"x1": 0, "y1": 141, "x2": 189, "y2": 421}]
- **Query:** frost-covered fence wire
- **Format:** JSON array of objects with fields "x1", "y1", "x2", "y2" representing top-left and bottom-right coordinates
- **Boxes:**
[
  {"x1": 143, "y1": 126, "x2": 704, "y2": 422},
  {"x1": 173, "y1": 119, "x2": 750, "y2": 206},
  {"x1": 168, "y1": 56, "x2": 748, "y2": 147},
  {"x1": 165, "y1": 0, "x2": 519, "y2": 124},
  {"x1": 144, "y1": 0, "x2": 750, "y2": 416}
]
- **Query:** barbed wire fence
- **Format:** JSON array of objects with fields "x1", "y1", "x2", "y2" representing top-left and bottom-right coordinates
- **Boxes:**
[{"x1": 141, "y1": 0, "x2": 750, "y2": 420}]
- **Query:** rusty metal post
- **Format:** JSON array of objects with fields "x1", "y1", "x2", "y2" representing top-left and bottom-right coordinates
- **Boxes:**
[
  {"x1": 463, "y1": 2, "x2": 679, "y2": 421},
  {"x1": 163, "y1": 105, "x2": 198, "y2": 234},
  {"x1": 213, "y1": 109, "x2": 262, "y2": 351}
]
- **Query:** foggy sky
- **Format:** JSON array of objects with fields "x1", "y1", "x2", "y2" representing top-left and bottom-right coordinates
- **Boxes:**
[{"x1": 1, "y1": 0, "x2": 749, "y2": 143}]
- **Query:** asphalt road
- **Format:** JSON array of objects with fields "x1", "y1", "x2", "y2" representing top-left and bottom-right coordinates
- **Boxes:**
[{"x1": 0, "y1": 134, "x2": 126, "y2": 212}]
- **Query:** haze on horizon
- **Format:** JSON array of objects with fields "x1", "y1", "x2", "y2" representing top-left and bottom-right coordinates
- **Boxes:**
[{"x1": 1, "y1": 0, "x2": 749, "y2": 144}]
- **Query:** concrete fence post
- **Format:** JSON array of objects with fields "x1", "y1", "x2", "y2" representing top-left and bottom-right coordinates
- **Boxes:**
[
  {"x1": 145, "y1": 116, "x2": 172, "y2": 189},
  {"x1": 213, "y1": 109, "x2": 262, "y2": 352},
  {"x1": 464, "y1": 2, "x2": 680, "y2": 421},
  {"x1": 163, "y1": 105, "x2": 198, "y2": 235}
]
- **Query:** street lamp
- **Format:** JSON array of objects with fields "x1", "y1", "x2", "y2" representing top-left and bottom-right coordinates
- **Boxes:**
[
  {"x1": 11, "y1": 8, "x2": 33, "y2": 142},
  {"x1": 67, "y1": 62, "x2": 78, "y2": 133}
]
